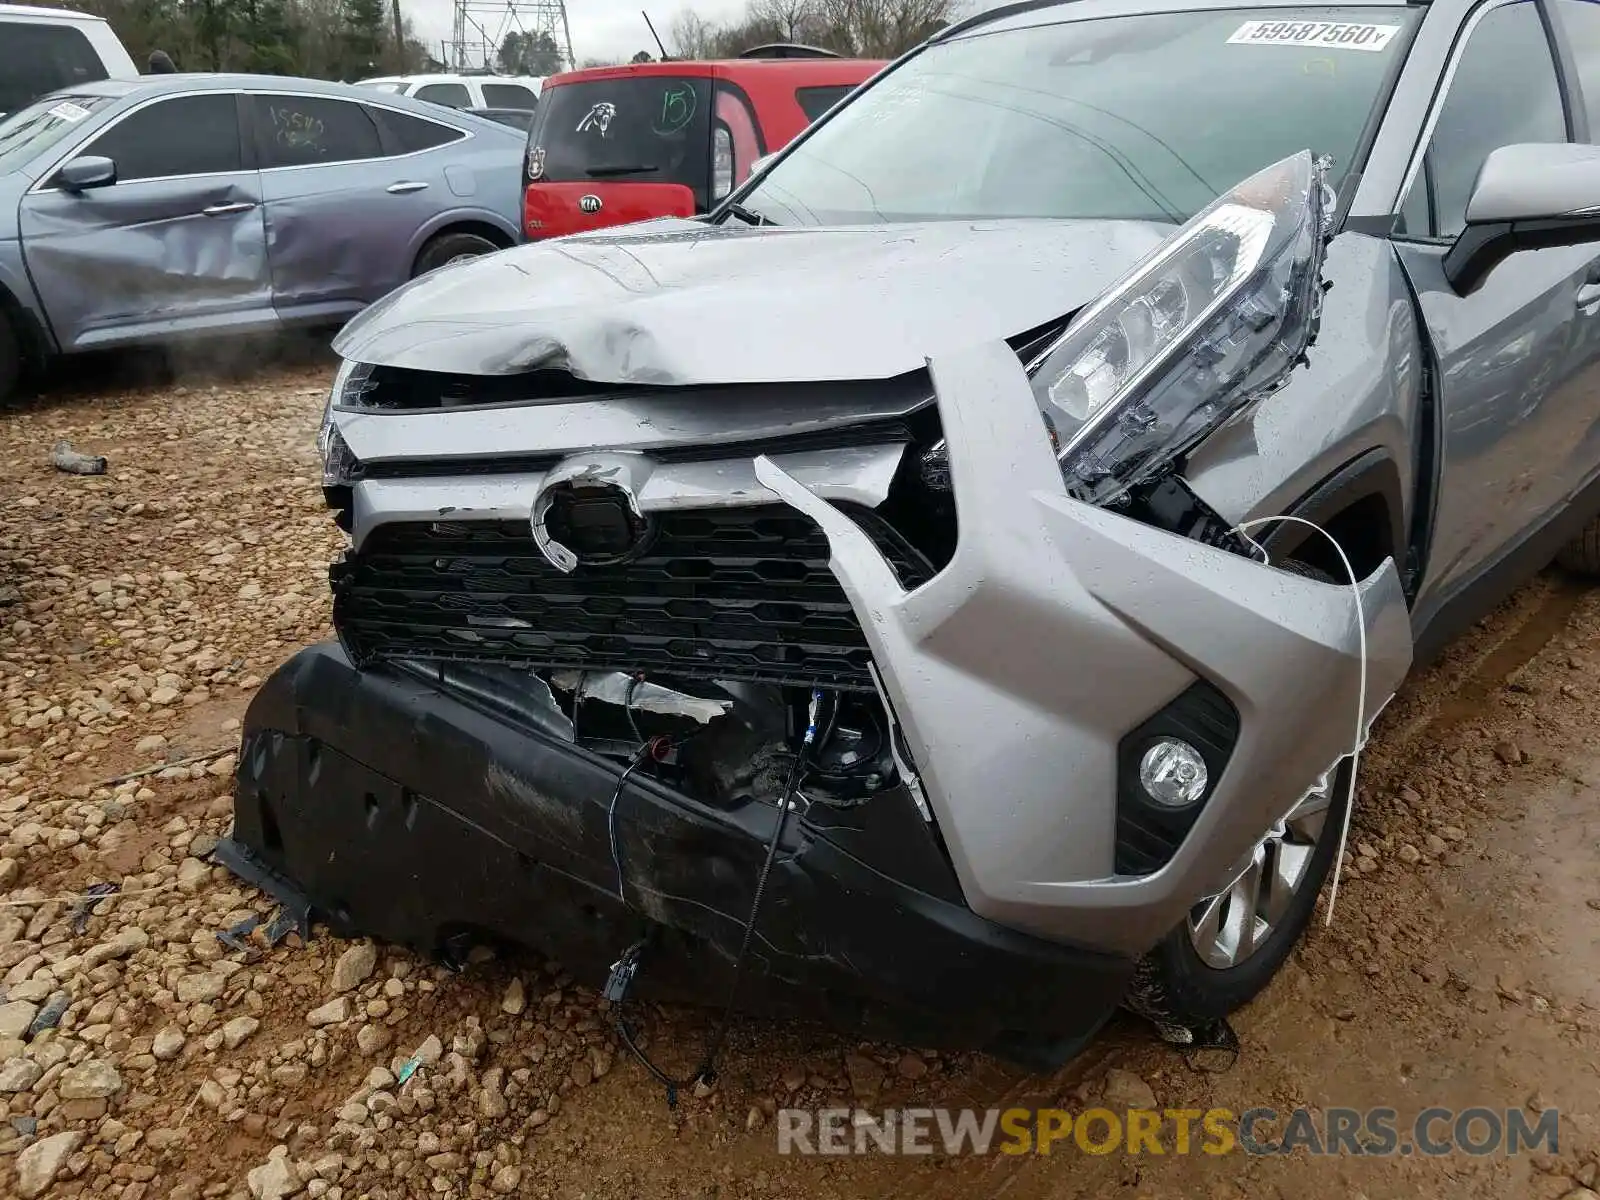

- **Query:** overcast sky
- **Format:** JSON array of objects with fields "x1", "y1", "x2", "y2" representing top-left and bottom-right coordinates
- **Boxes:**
[{"x1": 399, "y1": 0, "x2": 749, "y2": 66}]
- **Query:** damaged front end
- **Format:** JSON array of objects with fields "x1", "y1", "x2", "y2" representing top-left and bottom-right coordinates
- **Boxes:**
[{"x1": 221, "y1": 153, "x2": 1412, "y2": 1064}]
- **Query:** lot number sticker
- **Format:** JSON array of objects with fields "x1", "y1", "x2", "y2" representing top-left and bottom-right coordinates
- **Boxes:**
[{"x1": 1228, "y1": 20, "x2": 1401, "y2": 51}]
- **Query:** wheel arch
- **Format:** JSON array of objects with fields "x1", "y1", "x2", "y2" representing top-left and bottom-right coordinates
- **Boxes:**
[
  {"x1": 0, "y1": 277, "x2": 53, "y2": 376},
  {"x1": 1251, "y1": 448, "x2": 1409, "y2": 588},
  {"x1": 407, "y1": 210, "x2": 518, "y2": 275}
]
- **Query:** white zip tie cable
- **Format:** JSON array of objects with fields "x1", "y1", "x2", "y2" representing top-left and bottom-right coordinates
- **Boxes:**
[{"x1": 1233, "y1": 514, "x2": 1368, "y2": 927}]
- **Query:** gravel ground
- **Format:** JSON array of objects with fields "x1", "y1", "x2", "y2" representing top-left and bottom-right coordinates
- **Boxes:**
[{"x1": 1, "y1": 360, "x2": 1598, "y2": 1200}]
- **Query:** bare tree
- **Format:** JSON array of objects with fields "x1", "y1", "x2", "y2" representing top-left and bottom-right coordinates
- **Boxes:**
[
  {"x1": 813, "y1": 0, "x2": 954, "y2": 55},
  {"x1": 747, "y1": 0, "x2": 823, "y2": 43},
  {"x1": 669, "y1": 9, "x2": 719, "y2": 57},
  {"x1": 668, "y1": 0, "x2": 954, "y2": 61}
]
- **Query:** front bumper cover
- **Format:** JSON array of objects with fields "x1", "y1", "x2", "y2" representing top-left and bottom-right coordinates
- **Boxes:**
[
  {"x1": 756, "y1": 341, "x2": 1412, "y2": 955},
  {"x1": 220, "y1": 642, "x2": 1136, "y2": 1060}
]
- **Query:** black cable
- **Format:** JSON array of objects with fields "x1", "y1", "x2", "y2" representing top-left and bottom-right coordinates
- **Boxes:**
[
  {"x1": 571, "y1": 670, "x2": 587, "y2": 742},
  {"x1": 623, "y1": 673, "x2": 645, "y2": 745},
  {"x1": 695, "y1": 749, "x2": 804, "y2": 1078},
  {"x1": 607, "y1": 742, "x2": 652, "y2": 904},
  {"x1": 606, "y1": 692, "x2": 821, "y2": 1105}
]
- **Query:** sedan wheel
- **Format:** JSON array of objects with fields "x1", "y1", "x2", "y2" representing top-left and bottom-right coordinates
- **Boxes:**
[
  {"x1": 0, "y1": 316, "x2": 19, "y2": 404},
  {"x1": 412, "y1": 232, "x2": 502, "y2": 278}
]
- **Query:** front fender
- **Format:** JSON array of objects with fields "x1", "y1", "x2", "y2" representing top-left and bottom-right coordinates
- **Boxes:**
[{"x1": 1184, "y1": 232, "x2": 1423, "y2": 551}]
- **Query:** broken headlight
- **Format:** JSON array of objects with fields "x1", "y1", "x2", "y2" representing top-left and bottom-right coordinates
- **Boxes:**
[
  {"x1": 318, "y1": 359, "x2": 373, "y2": 487},
  {"x1": 1030, "y1": 151, "x2": 1329, "y2": 507}
]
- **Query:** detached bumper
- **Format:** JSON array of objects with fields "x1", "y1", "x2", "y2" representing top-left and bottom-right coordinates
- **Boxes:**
[
  {"x1": 220, "y1": 642, "x2": 1136, "y2": 1060},
  {"x1": 756, "y1": 340, "x2": 1414, "y2": 955}
]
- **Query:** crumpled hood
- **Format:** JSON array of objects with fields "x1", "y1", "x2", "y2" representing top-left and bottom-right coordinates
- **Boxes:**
[{"x1": 334, "y1": 217, "x2": 1178, "y2": 385}]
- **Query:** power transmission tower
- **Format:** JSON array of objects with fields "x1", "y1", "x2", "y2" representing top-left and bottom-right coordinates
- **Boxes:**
[{"x1": 448, "y1": 0, "x2": 573, "y2": 72}]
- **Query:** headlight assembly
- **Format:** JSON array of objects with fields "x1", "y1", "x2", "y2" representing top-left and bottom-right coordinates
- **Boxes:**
[
  {"x1": 1031, "y1": 150, "x2": 1331, "y2": 506},
  {"x1": 319, "y1": 359, "x2": 373, "y2": 487}
]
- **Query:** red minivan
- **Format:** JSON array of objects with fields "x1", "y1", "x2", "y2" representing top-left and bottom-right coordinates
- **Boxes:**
[{"x1": 521, "y1": 46, "x2": 883, "y2": 240}]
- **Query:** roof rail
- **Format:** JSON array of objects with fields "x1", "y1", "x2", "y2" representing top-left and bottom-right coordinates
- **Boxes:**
[{"x1": 737, "y1": 42, "x2": 842, "y2": 58}]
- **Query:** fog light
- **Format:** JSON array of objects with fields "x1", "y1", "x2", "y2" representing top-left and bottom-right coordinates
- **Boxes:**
[{"x1": 1139, "y1": 738, "x2": 1208, "y2": 808}]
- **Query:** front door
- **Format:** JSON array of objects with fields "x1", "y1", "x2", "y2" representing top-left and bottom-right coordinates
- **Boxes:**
[
  {"x1": 1393, "y1": 0, "x2": 1600, "y2": 626},
  {"x1": 18, "y1": 91, "x2": 272, "y2": 350}
]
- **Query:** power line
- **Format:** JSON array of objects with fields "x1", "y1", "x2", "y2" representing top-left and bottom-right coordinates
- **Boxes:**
[{"x1": 448, "y1": 0, "x2": 573, "y2": 71}]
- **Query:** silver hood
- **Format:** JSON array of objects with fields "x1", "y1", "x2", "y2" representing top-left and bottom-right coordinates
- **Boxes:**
[{"x1": 333, "y1": 217, "x2": 1178, "y2": 385}]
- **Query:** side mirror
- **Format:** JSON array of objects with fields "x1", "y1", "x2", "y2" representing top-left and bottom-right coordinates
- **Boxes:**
[
  {"x1": 59, "y1": 155, "x2": 116, "y2": 191},
  {"x1": 1444, "y1": 143, "x2": 1600, "y2": 294}
]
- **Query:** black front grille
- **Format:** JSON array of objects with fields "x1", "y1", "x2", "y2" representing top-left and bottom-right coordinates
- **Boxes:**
[{"x1": 332, "y1": 506, "x2": 933, "y2": 691}]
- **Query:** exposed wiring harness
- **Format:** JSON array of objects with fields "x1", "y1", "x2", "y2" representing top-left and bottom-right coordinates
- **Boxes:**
[
  {"x1": 603, "y1": 688, "x2": 826, "y2": 1105},
  {"x1": 1232, "y1": 514, "x2": 1368, "y2": 928}
]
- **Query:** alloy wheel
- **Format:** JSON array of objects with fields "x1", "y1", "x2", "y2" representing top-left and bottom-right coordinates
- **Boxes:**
[{"x1": 1187, "y1": 770, "x2": 1336, "y2": 969}]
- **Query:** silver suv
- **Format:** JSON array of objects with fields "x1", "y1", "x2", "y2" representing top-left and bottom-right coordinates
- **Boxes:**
[{"x1": 221, "y1": 0, "x2": 1600, "y2": 1067}]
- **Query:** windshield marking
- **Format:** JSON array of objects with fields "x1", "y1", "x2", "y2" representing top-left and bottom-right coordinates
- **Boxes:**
[
  {"x1": 1227, "y1": 20, "x2": 1401, "y2": 51},
  {"x1": 653, "y1": 84, "x2": 697, "y2": 134}
]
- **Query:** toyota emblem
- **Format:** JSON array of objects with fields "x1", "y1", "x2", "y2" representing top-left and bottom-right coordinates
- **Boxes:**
[
  {"x1": 531, "y1": 455, "x2": 655, "y2": 573},
  {"x1": 579, "y1": 194, "x2": 603, "y2": 214}
]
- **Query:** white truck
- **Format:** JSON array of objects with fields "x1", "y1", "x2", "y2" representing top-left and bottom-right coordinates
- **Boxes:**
[
  {"x1": 0, "y1": 3, "x2": 138, "y2": 118},
  {"x1": 356, "y1": 73, "x2": 543, "y2": 112}
]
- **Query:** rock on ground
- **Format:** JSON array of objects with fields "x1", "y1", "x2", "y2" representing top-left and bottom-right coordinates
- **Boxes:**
[
  {"x1": 15, "y1": 1131, "x2": 84, "y2": 1198},
  {"x1": 1102, "y1": 1067, "x2": 1157, "y2": 1110},
  {"x1": 330, "y1": 942, "x2": 377, "y2": 992}
]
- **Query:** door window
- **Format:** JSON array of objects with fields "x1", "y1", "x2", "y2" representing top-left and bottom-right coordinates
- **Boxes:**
[
  {"x1": 414, "y1": 83, "x2": 472, "y2": 108},
  {"x1": 794, "y1": 85, "x2": 853, "y2": 122},
  {"x1": 0, "y1": 23, "x2": 108, "y2": 116},
  {"x1": 85, "y1": 93, "x2": 242, "y2": 182},
  {"x1": 372, "y1": 106, "x2": 466, "y2": 153},
  {"x1": 482, "y1": 83, "x2": 538, "y2": 109},
  {"x1": 1398, "y1": 1, "x2": 1567, "y2": 238},
  {"x1": 1555, "y1": 0, "x2": 1600, "y2": 137},
  {"x1": 254, "y1": 95, "x2": 383, "y2": 168}
]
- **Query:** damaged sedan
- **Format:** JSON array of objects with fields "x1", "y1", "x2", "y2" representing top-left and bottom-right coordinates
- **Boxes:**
[
  {"x1": 221, "y1": 0, "x2": 1600, "y2": 1072},
  {"x1": 0, "y1": 74, "x2": 525, "y2": 401}
]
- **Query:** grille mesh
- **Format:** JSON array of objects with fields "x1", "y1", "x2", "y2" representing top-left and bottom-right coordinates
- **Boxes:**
[{"x1": 332, "y1": 506, "x2": 932, "y2": 691}]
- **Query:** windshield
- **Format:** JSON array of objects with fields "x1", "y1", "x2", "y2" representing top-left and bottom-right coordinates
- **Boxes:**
[
  {"x1": 527, "y1": 76, "x2": 711, "y2": 203},
  {"x1": 0, "y1": 93, "x2": 115, "y2": 176},
  {"x1": 360, "y1": 82, "x2": 407, "y2": 93},
  {"x1": 739, "y1": 7, "x2": 1415, "y2": 225}
]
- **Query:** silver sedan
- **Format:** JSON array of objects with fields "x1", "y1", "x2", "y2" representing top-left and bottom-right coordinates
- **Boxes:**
[{"x1": 0, "y1": 73, "x2": 527, "y2": 399}]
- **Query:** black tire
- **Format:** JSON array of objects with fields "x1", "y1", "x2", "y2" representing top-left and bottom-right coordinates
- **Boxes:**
[
  {"x1": 412, "y1": 232, "x2": 500, "y2": 278},
  {"x1": 1557, "y1": 516, "x2": 1600, "y2": 576},
  {"x1": 1135, "y1": 761, "x2": 1352, "y2": 1026},
  {"x1": 1130, "y1": 559, "x2": 1353, "y2": 1028},
  {"x1": 0, "y1": 315, "x2": 19, "y2": 404}
]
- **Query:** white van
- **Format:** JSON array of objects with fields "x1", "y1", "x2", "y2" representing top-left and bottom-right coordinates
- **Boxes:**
[
  {"x1": 0, "y1": 4, "x2": 138, "y2": 117},
  {"x1": 356, "y1": 73, "x2": 543, "y2": 112}
]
